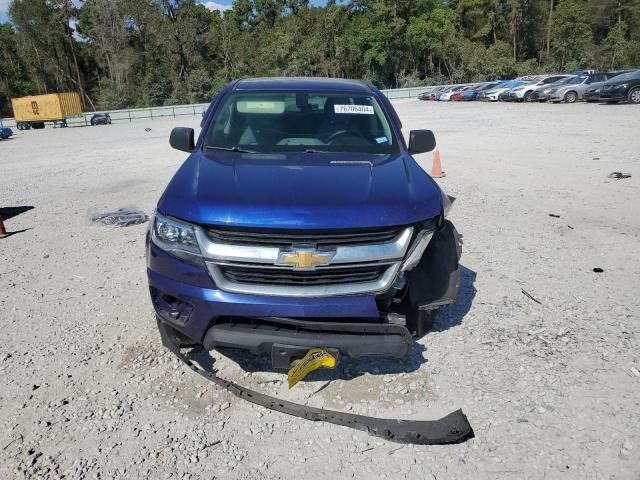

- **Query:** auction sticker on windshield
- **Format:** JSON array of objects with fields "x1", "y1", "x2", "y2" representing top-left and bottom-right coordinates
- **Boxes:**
[{"x1": 334, "y1": 104, "x2": 374, "y2": 114}]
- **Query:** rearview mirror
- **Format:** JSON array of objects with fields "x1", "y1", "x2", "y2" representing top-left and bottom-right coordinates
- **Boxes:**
[
  {"x1": 170, "y1": 127, "x2": 195, "y2": 152},
  {"x1": 408, "y1": 129, "x2": 436, "y2": 154}
]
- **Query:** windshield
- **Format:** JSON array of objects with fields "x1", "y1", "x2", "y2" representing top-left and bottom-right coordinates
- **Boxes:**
[
  {"x1": 557, "y1": 76, "x2": 584, "y2": 86},
  {"x1": 611, "y1": 70, "x2": 640, "y2": 81},
  {"x1": 204, "y1": 91, "x2": 398, "y2": 154}
]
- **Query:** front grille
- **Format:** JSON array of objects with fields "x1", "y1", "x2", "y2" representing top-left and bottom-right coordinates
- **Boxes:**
[
  {"x1": 219, "y1": 264, "x2": 387, "y2": 286},
  {"x1": 205, "y1": 226, "x2": 402, "y2": 247},
  {"x1": 198, "y1": 224, "x2": 413, "y2": 296}
]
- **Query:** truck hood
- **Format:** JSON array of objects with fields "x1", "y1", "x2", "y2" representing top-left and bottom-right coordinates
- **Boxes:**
[{"x1": 158, "y1": 151, "x2": 443, "y2": 229}]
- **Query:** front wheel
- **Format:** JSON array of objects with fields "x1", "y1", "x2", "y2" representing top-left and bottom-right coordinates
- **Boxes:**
[
  {"x1": 628, "y1": 87, "x2": 640, "y2": 104},
  {"x1": 524, "y1": 91, "x2": 533, "y2": 102},
  {"x1": 564, "y1": 91, "x2": 578, "y2": 103}
]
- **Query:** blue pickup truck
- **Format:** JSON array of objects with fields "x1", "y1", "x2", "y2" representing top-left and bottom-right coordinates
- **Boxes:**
[{"x1": 148, "y1": 77, "x2": 461, "y2": 368}]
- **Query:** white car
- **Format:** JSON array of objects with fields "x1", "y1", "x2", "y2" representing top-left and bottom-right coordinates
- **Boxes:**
[
  {"x1": 481, "y1": 86, "x2": 513, "y2": 102},
  {"x1": 509, "y1": 75, "x2": 571, "y2": 102},
  {"x1": 438, "y1": 86, "x2": 465, "y2": 101}
]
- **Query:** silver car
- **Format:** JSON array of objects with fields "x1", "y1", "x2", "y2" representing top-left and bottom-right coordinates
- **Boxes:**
[
  {"x1": 548, "y1": 73, "x2": 610, "y2": 103},
  {"x1": 509, "y1": 75, "x2": 571, "y2": 102}
]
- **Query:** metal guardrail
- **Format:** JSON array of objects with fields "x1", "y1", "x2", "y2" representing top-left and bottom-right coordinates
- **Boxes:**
[
  {"x1": 0, "y1": 102, "x2": 212, "y2": 129},
  {"x1": 0, "y1": 86, "x2": 445, "y2": 128}
]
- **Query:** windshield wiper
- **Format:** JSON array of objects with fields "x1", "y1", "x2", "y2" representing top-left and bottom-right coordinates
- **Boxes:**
[
  {"x1": 304, "y1": 148, "x2": 330, "y2": 153},
  {"x1": 205, "y1": 146, "x2": 257, "y2": 154}
]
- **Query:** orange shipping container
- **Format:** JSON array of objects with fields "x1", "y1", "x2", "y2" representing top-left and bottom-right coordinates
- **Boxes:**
[{"x1": 11, "y1": 92, "x2": 82, "y2": 122}]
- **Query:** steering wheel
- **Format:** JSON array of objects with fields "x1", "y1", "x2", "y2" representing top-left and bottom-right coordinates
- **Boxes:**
[{"x1": 324, "y1": 130, "x2": 350, "y2": 144}]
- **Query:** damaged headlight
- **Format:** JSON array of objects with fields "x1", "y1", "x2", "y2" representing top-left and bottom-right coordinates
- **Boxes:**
[
  {"x1": 152, "y1": 212, "x2": 202, "y2": 259},
  {"x1": 401, "y1": 192, "x2": 455, "y2": 272},
  {"x1": 401, "y1": 229, "x2": 434, "y2": 272}
]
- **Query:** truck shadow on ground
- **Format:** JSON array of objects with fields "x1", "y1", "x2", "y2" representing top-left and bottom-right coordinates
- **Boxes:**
[
  {"x1": 188, "y1": 265, "x2": 477, "y2": 382},
  {"x1": 0, "y1": 206, "x2": 35, "y2": 238},
  {"x1": 432, "y1": 265, "x2": 477, "y2": 332},
  {"x1": 0, "y1": 205, "x2": 34, "y2": 220}
]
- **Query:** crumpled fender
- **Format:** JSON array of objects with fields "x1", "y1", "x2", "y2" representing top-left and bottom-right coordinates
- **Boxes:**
[
  {"x1": 406, "y1": 219, "x2": 462, "y2": 309},
  {"x1": 158, "y1": 318, "x2": 473, "y2": 445}
]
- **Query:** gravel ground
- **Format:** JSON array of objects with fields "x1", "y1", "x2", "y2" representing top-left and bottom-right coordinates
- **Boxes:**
[{"x1": 1, "y1": 100, "x2": 639, "y2": 479}]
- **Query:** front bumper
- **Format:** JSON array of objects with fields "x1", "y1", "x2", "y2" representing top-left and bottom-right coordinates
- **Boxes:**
[
  {"x1": 148, "y1": 243, "x2": 411, "y2": 361},
  {"x1": 148, "y1": 220, "x2": 461, "y2": 364},
  {"x1": 530, "y1": 91, "x2": 549, "y2": 102}
]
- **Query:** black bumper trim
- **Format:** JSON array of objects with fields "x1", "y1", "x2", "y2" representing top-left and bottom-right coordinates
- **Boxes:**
[
  {"x1": 158, "y1": 317, "x2": 474, "y2": 445},
  {"x1": 203, "y1": 317, "x2": 412, "y2": 360}
]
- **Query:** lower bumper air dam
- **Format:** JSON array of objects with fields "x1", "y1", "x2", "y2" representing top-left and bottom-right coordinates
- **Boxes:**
[
  {"x1": 157, "y1": 317, "x2": 474, "y2": 445},
  {"x1": 202, "y1": 317, "x2": 412, "y2": 360}
]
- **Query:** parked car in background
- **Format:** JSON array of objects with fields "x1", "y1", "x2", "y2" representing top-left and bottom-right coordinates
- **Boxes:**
[
  {"x1": 583, "y1": 70, "x2": 635, "y2": 102},
  {"x1": 429, "y1": 86, "x2": 448, "y2": 100},
  {"x1": 548, "y1": 73, "x2": 615, "y2": 103},
  {"x1": 599, "y1": 69, "x2": 640, "y2": 104},
  {"x1": 503, "y1": 80, "x2": 539, "y2": 102},
  {"x1": 90, "y1": 113, "x2": 112, "y2": 125},
  {"x1": 438, "y1": 85, "x2": 465, "y2": 101},
  {"x1": 530, "y1": 76, "x2": 581, "y2": 102},
  {"x1": 480, "y1": 80, "x2": 524, "y2": 101},
  {"x1": 418, "y1": 87, "x2": 441, "y2": 101},
  {"x1": 451, "y1": 85, "x2": 476, "y2": 101},
  {"x1": 507, "y1": 75, "x2": 570, "y2": 102},
  {"x1": 461, "y1": 81, "x2": 503, "y2": 101},
  {"x1": 0, "y1": 127, "x2": 13, "y2": 139}
]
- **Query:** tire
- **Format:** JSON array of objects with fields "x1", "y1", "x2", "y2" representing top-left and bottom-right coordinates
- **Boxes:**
[
  {"x1": 564, "y1": 91, "x2": 578, "y2": 103},
  {"x1": 31, "y1": 122, "x2": 45, "y2": 129},
  {"x1": 524, "y1": 91, "x2": 533, "y2": 102},
  {"x1": 628, "y1": 87, "x2": 640, "y2": 104}
]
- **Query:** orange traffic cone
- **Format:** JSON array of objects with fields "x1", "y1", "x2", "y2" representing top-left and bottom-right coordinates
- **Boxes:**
[
  {"x1": 0, "y1": 216, "x2": 7, "y2": 239},
  {"x1": 430, "y1": 149, "x2": 446, "y2": 178}
]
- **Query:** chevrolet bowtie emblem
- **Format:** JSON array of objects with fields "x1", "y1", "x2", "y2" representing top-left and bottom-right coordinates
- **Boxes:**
[{"x1": 276, "y1": 248, "x2": 336, "y2": 271}]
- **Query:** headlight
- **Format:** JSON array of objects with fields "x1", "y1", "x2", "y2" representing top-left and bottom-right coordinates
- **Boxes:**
[
  {"x1": 401, "y1": 229, "x2": 434, "y2": 272},
  {"x1": 152, "y1": 212, "x2": 202, "y2": 259},
  {"x1": 619, "y1": 83, "x2": 629, "y2": 89}
]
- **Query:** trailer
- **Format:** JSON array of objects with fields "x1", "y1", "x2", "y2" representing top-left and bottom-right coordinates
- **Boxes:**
[{"x1": 11, "y1": 92, "x2": 82, "y2": 130}]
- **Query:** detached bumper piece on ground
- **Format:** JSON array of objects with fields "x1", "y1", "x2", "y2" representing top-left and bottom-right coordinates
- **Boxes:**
[{"x1": 158, "y1": 318, "x2": 474, "y2": 445}]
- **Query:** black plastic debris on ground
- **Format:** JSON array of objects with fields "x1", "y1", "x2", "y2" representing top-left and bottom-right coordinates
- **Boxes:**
[
  {"x1": 89, "y1": 208, "x2": 148, "y2": 227},
  {"x1": 607, "y1": 172, "x2": 631, "y2": 180},
  {"x1": 593, "y1": 267, "x2": 604, "y2": 273}
]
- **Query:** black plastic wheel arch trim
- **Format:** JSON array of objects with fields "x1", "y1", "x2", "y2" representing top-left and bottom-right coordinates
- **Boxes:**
[{"x1": 157, "y1": 317, "x2": 474, "y2": 445}]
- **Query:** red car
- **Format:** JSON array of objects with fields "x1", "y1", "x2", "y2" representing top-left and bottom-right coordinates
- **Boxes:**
[{"x1": 451, "y1": 85, "x2": 478, "y2": 101}]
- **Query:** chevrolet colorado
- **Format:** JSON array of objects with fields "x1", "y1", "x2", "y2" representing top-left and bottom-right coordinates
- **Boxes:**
[{"x1": 147, "y1": 77, "x2": 461, "y2": 368}]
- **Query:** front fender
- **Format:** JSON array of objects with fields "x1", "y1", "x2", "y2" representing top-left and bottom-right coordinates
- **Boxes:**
[{"x1": 405, "y1": 220, "x2": 462, "y2": 309}]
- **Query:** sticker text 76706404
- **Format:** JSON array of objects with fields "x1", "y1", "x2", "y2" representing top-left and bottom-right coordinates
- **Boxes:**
[{"x1": 334, "y1": 104, "x2": 375, "y2": 115}]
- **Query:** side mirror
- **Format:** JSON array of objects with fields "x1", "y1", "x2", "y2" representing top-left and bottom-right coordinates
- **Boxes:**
[
  {"x1": 408, "y1": 129, "x2": 436, "y2": 154},
  {"x1": 170, "y1": 127, "x2": 195, "y2": 152}
]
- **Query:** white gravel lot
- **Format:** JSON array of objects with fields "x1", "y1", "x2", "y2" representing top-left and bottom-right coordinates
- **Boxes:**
[{"x1": 1, "y1": 100, "x2": 639, "y2": 479}]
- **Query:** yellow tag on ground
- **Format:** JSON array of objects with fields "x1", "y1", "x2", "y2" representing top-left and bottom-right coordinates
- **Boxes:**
[{"x1": 287, "y1": 348, "x2": 336, "y2": 389}]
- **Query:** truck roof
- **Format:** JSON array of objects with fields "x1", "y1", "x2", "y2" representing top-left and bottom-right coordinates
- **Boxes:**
[{"x1": 233, "y1": 77, "x2": 373, "y2": 93}]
